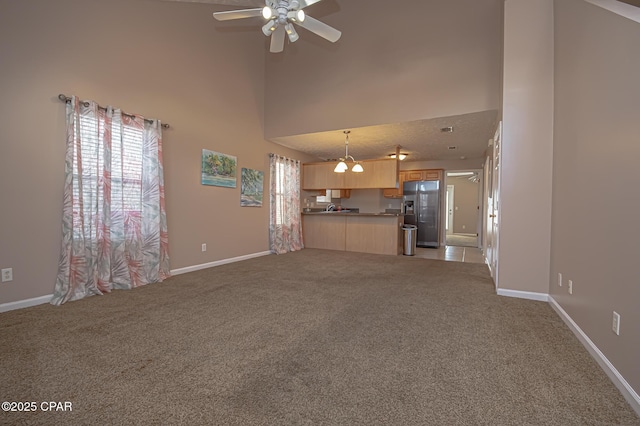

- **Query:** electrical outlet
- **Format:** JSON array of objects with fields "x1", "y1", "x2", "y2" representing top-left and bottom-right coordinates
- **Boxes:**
[
  {"x1": 201, "y1": 243, "x2": 207, "y2": 252},
  {"x1": 612, "y1": 311, "x2": 620, "y2": 335},
  {"x1": 2, "y1": 268, "x2": 13, "y2": 282},
  {"x1": 568, "y1": 279, "x2": 573, "y2": 295},
  {"x1": 558, "y1": 272, "x2": 562, "y2": 287}
]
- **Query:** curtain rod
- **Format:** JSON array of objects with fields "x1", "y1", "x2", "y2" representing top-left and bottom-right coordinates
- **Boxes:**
[{"x1": 58, "y1": 94, "x2": 170, "y2": 129}]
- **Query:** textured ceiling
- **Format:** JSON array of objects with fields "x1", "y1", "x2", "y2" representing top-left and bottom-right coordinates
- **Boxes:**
[
  {"x1": 270, "y1": 110, "x2": 499, "y2": 162},
  {"x1": 156, "y1": 0, "x2": 500, "y2": 163}
]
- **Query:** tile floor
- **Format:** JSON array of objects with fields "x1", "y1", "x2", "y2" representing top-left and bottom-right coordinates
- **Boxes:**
[{"x1": 412, "y1": 245, "x2": 485, "y2": 264}]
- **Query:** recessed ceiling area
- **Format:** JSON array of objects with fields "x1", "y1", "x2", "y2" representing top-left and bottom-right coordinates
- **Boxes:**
[{"x1": 269, "y1": 110, "x2": 499, "y2": 162}]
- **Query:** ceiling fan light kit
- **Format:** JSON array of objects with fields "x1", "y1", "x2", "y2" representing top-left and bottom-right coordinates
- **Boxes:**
[
  {"x1": 213, "y1": 0, "x2": 341, "y2": 53},
  {"x1": 262, "y1": 20, "x2": 277, "y2": 35}
]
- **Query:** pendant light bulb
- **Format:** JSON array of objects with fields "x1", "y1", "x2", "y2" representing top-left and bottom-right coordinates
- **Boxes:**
[
  {"x1": 352, "y1": 163, "x2": 364, "y2": 173},
  {"x1": 334, "y1": 161, "x2": 348, "y2": 173}
]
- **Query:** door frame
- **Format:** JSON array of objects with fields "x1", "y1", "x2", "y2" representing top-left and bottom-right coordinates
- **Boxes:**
[
  {"x1": 446, "y1": 185, "x2": 454, "y2": 235},
  {"x1": 444, "y1": 170, "x2": 483, "y2": 247},
  {"x1": 484, "y1": 121, "x2": 502, "y2": 287}
]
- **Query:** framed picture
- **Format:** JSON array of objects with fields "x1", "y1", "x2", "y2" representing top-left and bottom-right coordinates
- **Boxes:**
[
  {"x1": 240, "y1": 168, "x2": 264, "y2": 207},
  {"x1": 201, "y1": 149, "x2": 237, "y2": 188}
]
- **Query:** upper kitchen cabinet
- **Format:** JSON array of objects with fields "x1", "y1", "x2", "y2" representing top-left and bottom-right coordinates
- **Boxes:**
[
  {"x1": 423, "y1": 170, "x2": 443, "y2": 181},
  {"x1": 302, "y1": 162, "x2": 345, "y2": 190},
  {"x1": 343, "y1": 159, "x2": 397, "y2": 189},
  {"x1": 383, "y1": 169, "x2": 443, "y2": 198},
  {"x1": 383, "y1": 171, "x2": 407, "y2": 198},
  {"x1": 405, "y1": 169, "x2": 443, "y2": 181},
  {"x1": 302, "y1": 159, "x2": 398, "y2": 190}
]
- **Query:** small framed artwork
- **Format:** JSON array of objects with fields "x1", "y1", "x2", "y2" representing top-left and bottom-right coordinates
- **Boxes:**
[
  {"x1": 202, "y1": 149, "x2": 237, "y2": 188},
  {"x1": 240, "y1": 168, "x2": 264, "y2": 207}
]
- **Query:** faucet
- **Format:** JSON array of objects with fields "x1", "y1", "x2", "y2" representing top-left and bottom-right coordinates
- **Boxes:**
[{"x1": 326, "y1": 203, "x2": 336, "y2": 212}]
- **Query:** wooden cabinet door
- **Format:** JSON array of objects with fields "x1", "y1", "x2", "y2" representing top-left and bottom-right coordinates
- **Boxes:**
[
  {"x1": 303, "y1": 163, "x2": 345, "y2": 190},
  {"x1": 344, "y1": 159, "x2": 397, "y2": 189},
  {"x1": 303, "y1": 215, "x2": 346, "y2": 250},
  {"x1": 383, "y1": 170, "x2": 405, "y2": 198},
  {"x1": 305, "y1": 159, "x2": 397, "y2": 190},
  {"x1": 404, "y1": 170, "x2": 424, "y2": 181},
  {"x1": 424, "y1": 170, "x2": 443, "y2": 181}
]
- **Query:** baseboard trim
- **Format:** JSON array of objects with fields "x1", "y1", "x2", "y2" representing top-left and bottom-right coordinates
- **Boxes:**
[
  {"x1": 549, "y1": 296, "x2": 640, "y2": 416},
  {"x1": 0, "y1": 252, "x2": 272, "y2": 313},
  {"x1": 170, "y1": 251, "x2": 272, "y2": 276},
  {"x1": 0, "y1": 294, "x2": 53, "y2": 313},
  {"x1": 496, "y1": 288, "x2": 549, "y2": 302}
]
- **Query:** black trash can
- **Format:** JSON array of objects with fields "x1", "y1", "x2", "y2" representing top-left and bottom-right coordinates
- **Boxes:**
[{"x1": 403, "y1": 225, "x2": 417, "y2": 256}]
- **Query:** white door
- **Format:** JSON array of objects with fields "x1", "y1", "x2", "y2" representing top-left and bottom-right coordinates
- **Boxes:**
[{"x1": 446, "y1": 185, "x2": 454, "y2": 235}]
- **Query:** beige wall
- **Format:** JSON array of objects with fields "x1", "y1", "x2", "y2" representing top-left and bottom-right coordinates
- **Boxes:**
[
  {"x1": 499, "y1": 0, "x2": 554, "y2": 294},
  {"x1": 0, "y1": 0, "x2": 317, "y2": 304},
  {"x1": 264, "y1": 0, "x2": 503, "y2": 138},
  {"x1": 341, "y1": 189, "x2": 401, "y2": 214},
  {"x1": 552, "y1": 0, "x2": 640, "y2": 399}
]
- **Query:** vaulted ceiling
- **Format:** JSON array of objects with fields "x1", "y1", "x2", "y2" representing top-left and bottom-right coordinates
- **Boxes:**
[{"x1": 158, "y1": 0, "x2": 503, "y2": 163}]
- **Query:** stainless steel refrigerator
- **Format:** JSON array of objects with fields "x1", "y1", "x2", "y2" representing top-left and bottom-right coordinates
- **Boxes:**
[{"x1": 403, "y1": 180, "x2": 440, "y2": 248}]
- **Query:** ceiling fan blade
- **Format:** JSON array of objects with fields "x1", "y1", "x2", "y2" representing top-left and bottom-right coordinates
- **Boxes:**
[
  {"x1": 299, "y1": 0, "x2": 323, "y2": 9},
  {"x1": 213, "y1": 8, "x2": 263, "y2": 21},
  {"x1": 297, "y1": 15, "x2": 341, "y2": 43},
  {"x1": 270, "y1": 26, "x2": 286, "y2": 53}
]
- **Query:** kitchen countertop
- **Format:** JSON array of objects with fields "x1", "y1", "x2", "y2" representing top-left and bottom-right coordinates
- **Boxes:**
[{"x1": 302, "y1": 211, "x2": 405, "y2": 217}]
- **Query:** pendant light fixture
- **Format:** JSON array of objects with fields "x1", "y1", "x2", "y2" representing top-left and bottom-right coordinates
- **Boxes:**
[{"x1": 334, "y1": 130, "x2": 364, "y2": 173}]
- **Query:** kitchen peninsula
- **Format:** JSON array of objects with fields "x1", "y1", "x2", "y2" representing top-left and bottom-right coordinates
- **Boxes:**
[{"x1": 302, "y1": 212, "x2": 404, "y2": 256}]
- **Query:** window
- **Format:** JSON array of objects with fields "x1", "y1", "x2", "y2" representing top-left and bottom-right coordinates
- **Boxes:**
[
  {"x1": 274, "y1": 162, "x2": 286, "y2": 225},
  {"x1": 71, "y1": 110, "x2": 145, "y2": 240}
]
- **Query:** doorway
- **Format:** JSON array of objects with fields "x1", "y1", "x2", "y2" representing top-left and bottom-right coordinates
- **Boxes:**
[
  {"x1": 444, "y1": 171, "x2": 482, "y2": 248},
  {"x1": 446, "y1": 185, "x2": 454, "y2": 235}
]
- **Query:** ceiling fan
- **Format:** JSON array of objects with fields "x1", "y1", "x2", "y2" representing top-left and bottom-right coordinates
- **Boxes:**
[{"x1": 213, "y1": 0, "x2": 341, "y2": 53}]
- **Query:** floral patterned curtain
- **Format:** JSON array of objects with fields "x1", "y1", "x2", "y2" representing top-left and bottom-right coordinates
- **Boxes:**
[
  {"x1": 269, "y1": 154, "x2": 304, "y2": 254},
  {"x1": 51, "y1": 96, "x2": 170, "y2": 305}
]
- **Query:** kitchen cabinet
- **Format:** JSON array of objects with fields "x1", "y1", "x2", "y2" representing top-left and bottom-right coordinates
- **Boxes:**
[
  {"x1": 404, "y1": 170, "x2": 425, "y2": 181},
  {"x1": 303, "y1": 213, "x2": 403, "y2": 255},
  {"x1": 302, "y1": 162, "x2": 344, "y2": 190},
  {"x1": 383, "y1": 169, "x2": 443, "y2": 198},
  {"x1": 331, "y1": 189, "x2": 351, "y2": 199},
  {"x1": 343, "y1": 159, "x2": 398, "y2": 189},
  {"x1": 302, "y1": 159, "x2": 398, "y2": 190},
  {"x1": 344, "y1": 215, "x2": 403, "y2": 256},
  {"x1": 382, "y1": 171, "x2": 407, "y2": 198},
  {"x1": 423, "y1": 170, "x2": 443, "y2": 181},
  {"x1": 302, "y1": 214, "x2": 346, "y2": 251}
]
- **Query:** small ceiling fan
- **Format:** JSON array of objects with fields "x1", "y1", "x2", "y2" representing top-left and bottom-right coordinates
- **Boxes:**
[{"x1": 213, "y1": 0, "x2": 341, "y2": 53}]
